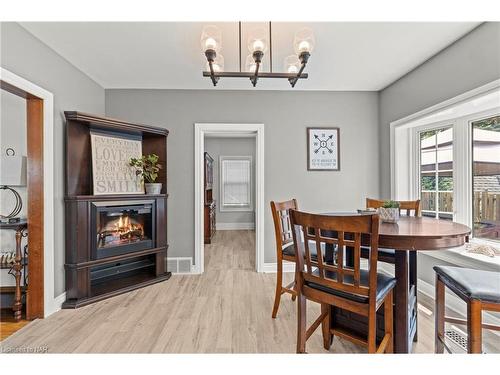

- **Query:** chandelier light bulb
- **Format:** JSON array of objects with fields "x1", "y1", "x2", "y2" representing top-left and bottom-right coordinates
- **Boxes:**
[
  {"x1": 252, "y1": 39, "x2": 265, "y2": 52},
  {"x1": 201, "y1": 25, "x2": 222, "y2": 52},
  {"x1": 293, "y1": 27, "x2": 315, "y2": 55},
  {"x1": 284, "y1": 55, "x2": 301, "y2": 75},
  {"x1": 204, "y1": 37, "x2": 217, "y2": 50},
  {"x1": 298, "y1": 40, "x2": 310, "y2": 53},
  {"x1": 247, "y1": 28, "x2": 268, "y2": 53}
]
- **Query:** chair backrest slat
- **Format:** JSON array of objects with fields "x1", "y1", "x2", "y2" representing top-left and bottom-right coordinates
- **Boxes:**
[
  {"x1": 366, "y1": 198, "x2": 421, "y2": 217},
  {"x1": 290, "y1": 210, "x2": 380, "y2": 302},
  {"x1": 353, "y1": 232, "x2": 361, "y2": 287},
  {"x1": 270, "y1": 200, "x2": 298, "y2": 259}
]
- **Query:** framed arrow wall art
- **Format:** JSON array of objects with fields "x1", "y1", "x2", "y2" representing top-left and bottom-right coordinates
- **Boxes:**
[{"x1": 307, "y1": 127, "x2": 340, "y2": 171}]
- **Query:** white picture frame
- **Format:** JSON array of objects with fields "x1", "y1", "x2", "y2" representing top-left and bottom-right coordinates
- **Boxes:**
[{"x1": 307, "y1": 127, "x2": 340, "y2": 171}]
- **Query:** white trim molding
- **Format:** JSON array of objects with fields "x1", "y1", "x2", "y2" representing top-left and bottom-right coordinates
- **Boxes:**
[
  {"x1": 1, "y1": 67, "x2": 56, "y2": 318},
  {"x1": 194, "y1": 123, "x2": 264, "y2": 274},
  {"x1": 216, "y1": 222, "x2": 255, "y2": 230}
]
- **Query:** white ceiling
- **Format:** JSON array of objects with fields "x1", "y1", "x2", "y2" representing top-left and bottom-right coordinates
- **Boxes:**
[{"x1": 20, "y1": 22, "x2": 480, "y2": 91}]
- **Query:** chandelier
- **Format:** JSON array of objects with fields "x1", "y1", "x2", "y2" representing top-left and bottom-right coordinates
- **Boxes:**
[{"x1": 201, "y1": 22, "x2": 315, "y2": 88}]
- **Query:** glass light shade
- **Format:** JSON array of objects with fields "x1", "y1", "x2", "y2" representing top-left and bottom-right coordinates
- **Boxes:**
[
  {"x1": 245, "y1": 54, "x2": 264, "y2": 73},
  {"x1": 247, "y1": 28, "x2": 268, "y2": 53},
  {"x1": 293, "y1": 27, "x2": 315, "y2": 54},
  {"x1": 206, "y1": 54, "x2": 224, "y2": 72},
  {"x1": 284, "y1": 55, "x2": 301, "y2": 74},
  {"x1": 201, "y1": 25, "x2": 222, "y2": 52}
]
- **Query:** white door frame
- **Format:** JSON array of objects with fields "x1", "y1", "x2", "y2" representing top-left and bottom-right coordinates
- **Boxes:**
[
  {"x1": 0, "y1": 67, "x2": 57, "y2": 317},
  {"x1": 194, "y1": 123, "x2": 264, "y2": 274}
]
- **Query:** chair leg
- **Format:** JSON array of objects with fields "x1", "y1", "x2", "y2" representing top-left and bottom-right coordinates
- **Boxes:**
[
  {"x1": 297, "y1": 294, "x2": 307, "y2": 353},
  {"x1": 435, "y1": 276, "x2": 445, "y2": 354},
  {"x1": 384, "y1": 290, "x2": 394, "y2": 353},
  {"x1": 272, "y1": 260, "x2": 283, "y2": 318},
  {"x1": 321, "y1": 303, "x2": 332, "y2": 350},
  {"x1": 410, "y1": 251, "x2": 418, "y2": 342},
  {"x1": 367, "y1": 306, "x2": 377, "y2": 354},
  {"x1": 467, "y1": 300, "x2": 482, "y2": 354},
  {"x1": 291, "y1": 277, "x2": 297, "y2": 301}
]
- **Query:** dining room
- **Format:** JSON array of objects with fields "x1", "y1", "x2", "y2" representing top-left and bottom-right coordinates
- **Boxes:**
[{"x1": 1, "y1": 5, "x2": 500, "y2": 374}]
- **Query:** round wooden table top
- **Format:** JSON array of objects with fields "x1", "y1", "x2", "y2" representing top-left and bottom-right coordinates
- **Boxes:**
[{"x1": 323, "y1": 213, "x2": 471, "y2": 251}]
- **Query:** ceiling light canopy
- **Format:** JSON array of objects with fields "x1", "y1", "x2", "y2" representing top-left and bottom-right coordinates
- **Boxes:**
[{"x1": 201, "y1": 22, "x2": 315, "y2": 88}]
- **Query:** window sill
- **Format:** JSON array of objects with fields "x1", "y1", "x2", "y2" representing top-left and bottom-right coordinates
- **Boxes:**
[
  {"x1": 421, "y1": 241, "x2": 500, "y2": 272},
  {"x1": 219, "y1": 206, "x2": 254, "y2": 213}
]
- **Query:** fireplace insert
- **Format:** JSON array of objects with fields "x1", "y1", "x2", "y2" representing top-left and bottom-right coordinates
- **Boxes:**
[{"x1": 91, "y1": 200, "x2": 155, "y2": 259}]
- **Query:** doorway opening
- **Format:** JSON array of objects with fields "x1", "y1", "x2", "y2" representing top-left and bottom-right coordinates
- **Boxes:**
[
  {"x1": 1, "y1": 68, "x2": 55, "y2": 328},
  {"x1": 194, "y1": 123, "x2": 264, "y2": 274}
]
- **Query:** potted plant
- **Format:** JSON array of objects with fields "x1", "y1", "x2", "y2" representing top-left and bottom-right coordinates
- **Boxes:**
[
  {"x1": 129, "y1": 154, "x2": 163, "y2": 195},
  {"x1": 378, "y1": 200, "x2": 400, "y2": 223}
]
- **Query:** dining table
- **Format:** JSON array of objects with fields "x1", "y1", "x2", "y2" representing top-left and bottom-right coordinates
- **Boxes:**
[{"x1": 322, "y1": 213, "x2": 471, "y2": 353}]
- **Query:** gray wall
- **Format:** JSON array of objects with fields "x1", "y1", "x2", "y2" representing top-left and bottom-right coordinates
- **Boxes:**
[
  {"x1": 205, "y1": 137, "x2": 256, "y2": 226},
  {"x1": 106, "y1": 90, "x2": 379, "y2": 263},
  {"x1": 379, "y1": 22, "x2": 500, "y2": 198},
  {"x1": 1, "y1": 22, "x2": 105, "y2": 296}
]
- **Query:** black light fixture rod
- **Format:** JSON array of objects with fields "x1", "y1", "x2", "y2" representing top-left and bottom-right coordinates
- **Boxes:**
[
  {"x1": 290, "y1": 62, "x2": 307, "y2": 87},
  {"x1": 208, "y1": 60, "x2": 218, "y2": 86},
  {"x1": 251, "y1": 61, "x2": 260, "y2": 87},
  {"x1": 269, "y1": 21, "x2": 273, "y2": 73},
  {"x1": 203, "y1": 71, "x2": 308, "y2": 79},
  {"x1": 238, "y1": 21, "x2": 242, "y2": 73}
]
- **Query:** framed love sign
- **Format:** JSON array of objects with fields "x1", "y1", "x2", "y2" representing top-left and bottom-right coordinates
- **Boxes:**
[
  {"x1": 90, "y1": 132, "x2": 144, "y2": 195},
  {"x1": 307, "y1": 127, "x2": 340, "y2": 171}
]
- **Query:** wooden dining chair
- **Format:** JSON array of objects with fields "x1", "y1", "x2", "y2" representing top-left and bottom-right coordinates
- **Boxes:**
[
  {"x1": 290, "y1": 210, "x2": 395, "y2": 353},
  {"x1": 270, "y1": 199, "x2": 300, "y2": 318}
]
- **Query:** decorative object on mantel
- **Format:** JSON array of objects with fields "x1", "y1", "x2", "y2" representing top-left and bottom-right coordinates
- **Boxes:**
[
  {"x1": 465, "y1": 242, "x2": 500, "y2": 257},
  {"x1": 0, "y1": 148, "x2": 27, "y2": 223},
  {"x1": 201, "y1": 22, "x2": 315, "y2": 87},
  {"x1": 377, "y1": 200, "x2": 401, "y2": 223},
  {"x1": 129, "y1": 154, "x2": 163, "y2": 195},
  {"x1": 90, "y1": 132, "x2": 144, "y2": 195},
  {"x1": 307, "y1": 127, "x2": 340, "y2": 171}
]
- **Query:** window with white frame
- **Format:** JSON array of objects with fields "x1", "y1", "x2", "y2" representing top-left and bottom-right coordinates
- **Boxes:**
[
  {"x1": 419, "y1": 126, "x2": 454, "y2": 220},
  {"x1": 391, "y1": 86, "x2": 500, "y2": 247},
  {"x1": 219, "y1": 156, "x2": 252, "y2": 211}
]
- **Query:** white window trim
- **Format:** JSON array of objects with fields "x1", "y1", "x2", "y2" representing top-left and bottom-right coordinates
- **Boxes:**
[
  {"x1": 390, "y1": 79, "x2": 500, "y2": 269},
  {"x1": 219, "y1": 155, "x2": 253, "y2": 212}
]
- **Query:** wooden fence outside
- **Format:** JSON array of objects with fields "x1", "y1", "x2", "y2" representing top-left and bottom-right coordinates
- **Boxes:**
[
  {"x1": 474, "y1": 191, "x2": 500, "y2": 222},
  {"x1": 421, "y1": 191, "x2": 500, "y2": 222}
]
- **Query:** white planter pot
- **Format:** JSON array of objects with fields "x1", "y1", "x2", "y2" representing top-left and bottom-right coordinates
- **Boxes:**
[
  {"x1": 377, "y1": 207, "x2": 400, "y2": 223},
  {"x1": 145, "y1": 183, "x2": 162, "y2": 195}
]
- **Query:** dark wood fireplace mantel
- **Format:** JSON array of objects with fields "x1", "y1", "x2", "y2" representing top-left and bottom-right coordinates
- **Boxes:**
[{"x1": 63, "y1": 112, "x2": 171, "y2": 309}]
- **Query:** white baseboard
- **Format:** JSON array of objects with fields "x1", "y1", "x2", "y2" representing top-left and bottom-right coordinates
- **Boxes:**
[
  {"x1": 44, "y1": 292, "x2": 66, "y2": 317},
  {"x1": 262, "y1": 261, "x2": 295, "y2": 273},
  {"x1": 216, "y1": 222, "x2": 255, "y2": 230}
]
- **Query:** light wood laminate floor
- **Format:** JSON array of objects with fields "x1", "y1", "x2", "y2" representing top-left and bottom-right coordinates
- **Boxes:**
[{"x1": 1, "y1": 230, "x2": 498, "y2": 353}]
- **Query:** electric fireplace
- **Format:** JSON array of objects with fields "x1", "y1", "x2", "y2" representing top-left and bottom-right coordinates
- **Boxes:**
[{"x1": 92, "y1": 200, "x2": 155, "y2": 259}]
